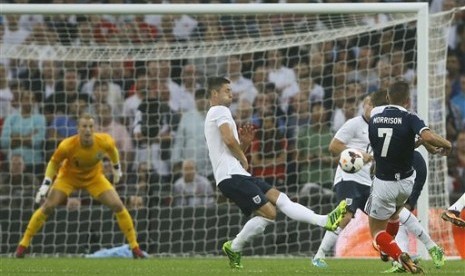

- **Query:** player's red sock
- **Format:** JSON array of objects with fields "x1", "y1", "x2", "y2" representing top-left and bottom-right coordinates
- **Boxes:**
[
  {"x1": 386, "y1": 219, "x2": 400, "y2": 237},
  {"x1": 375, "y1": 231, "x2": 402, "y2": 260}
]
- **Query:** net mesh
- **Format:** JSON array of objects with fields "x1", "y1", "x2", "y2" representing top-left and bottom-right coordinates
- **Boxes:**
[
  {"x1": 1, "y1": 13, "x2": 419, "y2": 61},
  {"x1": 0, "y1": 5, "x2": 458, "y2": 257}
]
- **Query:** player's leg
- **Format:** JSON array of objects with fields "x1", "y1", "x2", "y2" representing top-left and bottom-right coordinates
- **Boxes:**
[
  {"x1": 229, "y1": 203, "x2": 276, "y2": 253},
  {"x1": 385, "y1": 150, "x2": 443, "y2": 270},
  {"x1": 369, "y1": 211, "x2": 412, "y2": 269},
  {"x1": 266, "y1": 188, "x2": 347, "y2": 231},
  {"x1": 312, "y1": 219, "x2": 345, "y2": 268},
  {"x1": 89, "y1": 176, "x2": 144, "y2": 258},
  {"x1": 312, "y1": 212, "x2": 353, "y2": 267},
  {"x1": 218, "y1": 175, "x2": 275, "y2": 268},
  {"x1": 381, "y1": 215, "x2": 402, "y2": 266},
  {"x1": 398, "y1": 208, "x2": 445, "y2": 268},
  {"x1": 365, "y1": 179, "x2": 400, "y2": 263},
  {"x1": 442, "y1": 193, "x2": 465, "y2": 227},
  {"x1": 16, "y1": 187, "x2": 69, "y2": 257},
  {"x1": 223, "y1": 203, "x2": 275, "y2": 268},
  {"x1": 313, "y1": 181, "x2": 368, "y2": 267},
  {"x1": 395, "y1": 222, "x2": 410, "y2": 252},
  {"x1": 366, "y1": 177, "x2": 422, "y2": 273}
]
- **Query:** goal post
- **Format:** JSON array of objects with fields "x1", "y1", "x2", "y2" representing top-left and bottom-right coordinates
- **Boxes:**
[{"x1": 0, "y1": 3, "x2": 458, "y2": 259}]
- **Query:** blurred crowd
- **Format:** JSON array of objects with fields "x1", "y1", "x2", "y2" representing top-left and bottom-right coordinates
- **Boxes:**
[{"x1": 0, "y1": 0, "x2": 464, "y2": 211}]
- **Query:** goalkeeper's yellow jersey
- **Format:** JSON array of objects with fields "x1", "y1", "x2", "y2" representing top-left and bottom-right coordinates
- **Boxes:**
[{"x1": 49, "y1": 133, "x2": 119, "y2": 181}]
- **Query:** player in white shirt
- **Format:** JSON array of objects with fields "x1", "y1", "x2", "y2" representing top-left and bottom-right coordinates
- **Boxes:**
[
  {"x1": 313, "y1": 96, "x2": 374, "y2": 268},
  {"x1": 204, "y1": 77, "x2": 348, "y2": 269}
]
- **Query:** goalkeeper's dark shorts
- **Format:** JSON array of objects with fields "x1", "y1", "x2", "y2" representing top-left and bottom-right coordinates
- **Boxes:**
[
  {"x1": 218, "y1": 174, "x2": 272, "y2": 217},
  {"x1": 334, "y1": 180, "x2": 371, "y2": 215}
]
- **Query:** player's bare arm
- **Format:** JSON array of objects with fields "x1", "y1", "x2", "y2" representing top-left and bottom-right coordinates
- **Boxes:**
[
  {"x1": 329, "y1": 138, "x2": 372, "y2": 164},
  {"x1": 419, "y1": 129, "x2": 452, "y2": 156},
  {"x1": 415, "y1": 137, "x2": 441, "y2": 154},
  {"x1": 219, "y1": 123, "x2": 248, "y2": 170},
  {"x1": 328, "y1": 138, "x2": 346, "y2": 155}
]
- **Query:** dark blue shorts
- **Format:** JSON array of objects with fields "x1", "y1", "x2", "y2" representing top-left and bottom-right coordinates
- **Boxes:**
[
  {"x1": 218, "y1": 174, "x2": 272, "y2": 216},
  {"x1": 334, "y1": 180, "x2": 371, "y2": 215}
]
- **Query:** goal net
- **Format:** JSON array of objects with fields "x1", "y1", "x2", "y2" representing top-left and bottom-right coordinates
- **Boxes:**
[{"x1": 0, "y1": 3, "x2": 459, "y2": 258}]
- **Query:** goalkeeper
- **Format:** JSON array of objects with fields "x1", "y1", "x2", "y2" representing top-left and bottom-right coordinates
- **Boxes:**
[{"x1": 15, "y1": 113, "x2": 145, "y2": 258}]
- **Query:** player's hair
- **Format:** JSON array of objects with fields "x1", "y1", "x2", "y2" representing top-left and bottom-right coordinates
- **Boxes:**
[
  {"x1": 79, "y1": 112, "x2": 94, "y2": 121},
  {"x1": 387, "y1": 79, "x2": 410, "y2": 105},
  {"x1": 206, "y1": 77, "x2": 230, "y2": 98},
  {"x1": 371, "y1": 89, "x2": 389, "y2": 107}
]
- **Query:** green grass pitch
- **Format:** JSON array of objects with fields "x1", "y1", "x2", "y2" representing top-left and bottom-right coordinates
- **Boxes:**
[{"x1": 1, "y1": 257, "x2": 464, "y2": 275}]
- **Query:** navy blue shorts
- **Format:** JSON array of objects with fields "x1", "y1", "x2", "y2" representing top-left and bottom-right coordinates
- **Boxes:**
[
  {"x1": 334, "y1": 180, "x2": 371, "y2": 215},
  {"x1": 218, "y1": 174, "x2": 272, "y2": 216}
]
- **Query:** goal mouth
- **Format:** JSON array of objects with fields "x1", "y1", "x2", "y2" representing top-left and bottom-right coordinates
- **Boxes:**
[{"x1": 0, "y1": 3, "x2": 459, "y2": 258}]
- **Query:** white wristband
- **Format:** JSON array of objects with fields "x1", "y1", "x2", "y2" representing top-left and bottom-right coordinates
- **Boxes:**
[{"x1": 42, "y1": 177, "x2": 52, "y2": 186}]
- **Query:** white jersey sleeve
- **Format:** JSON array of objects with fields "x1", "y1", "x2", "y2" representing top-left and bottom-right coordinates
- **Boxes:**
[
  {"x1": 204, "y1": 106, "x2": 250, "y2": 185},
  {"x1": 370, "y1": 105, "x2": 386, "y2": 118},
  {"x1": 333, "y1": 116, "x2": 373, "y2": 187}
]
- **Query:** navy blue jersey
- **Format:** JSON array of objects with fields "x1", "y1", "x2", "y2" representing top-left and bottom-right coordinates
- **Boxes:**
[{"x1": 369, "y1": 106, "x2": 428, "y2": 179}]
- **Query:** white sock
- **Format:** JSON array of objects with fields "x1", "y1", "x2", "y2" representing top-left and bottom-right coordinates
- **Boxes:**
[
  {"x1": 399, "y1": 208, "x2": 436, "y2": 250},
  {"x1": 396, "y1": 224, "x2": 409, "y2": 252},
  {"x1": 275, "y1": 193, "x2": 327, "y2": 227},
  {"x1": 314, "y1": 228, "x2": 341, "y2": 259},
  {"x1": 231, "y1": 216, "x2": 274, "y2": 252},
  {"x1": 449, "y1": 193, "x2": 465, "y2": 212}
]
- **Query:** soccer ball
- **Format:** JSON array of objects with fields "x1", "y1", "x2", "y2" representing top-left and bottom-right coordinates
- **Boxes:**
[{"x1": 339, "y1": 148, "x2": 364, "y2": 173}]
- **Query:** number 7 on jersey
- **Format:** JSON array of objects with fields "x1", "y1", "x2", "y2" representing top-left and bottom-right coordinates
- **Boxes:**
[{"x1": 378, "y1": 128, "x2": 393, "y2": 157}]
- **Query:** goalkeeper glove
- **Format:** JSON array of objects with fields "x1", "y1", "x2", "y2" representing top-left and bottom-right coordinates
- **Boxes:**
[
  {"x1": 112, "y1": 163, "x2": 123, "y2": 184},
  {"x1": 35, "y1": 177, "x2": 52, "y2": 204}
]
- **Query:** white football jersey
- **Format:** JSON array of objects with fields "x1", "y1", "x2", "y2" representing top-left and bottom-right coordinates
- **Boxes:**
[
  {"x1": 204, "y1": 105, "x2": 250, "y2": 185},
  {"x1": 370, "y1": 105, "x2": 386, "y2": 117},
  {"x1": 333, "y1": 115, "x2": 373, "y2": 187}
]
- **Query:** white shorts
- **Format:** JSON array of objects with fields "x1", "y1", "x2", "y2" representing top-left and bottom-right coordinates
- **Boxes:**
[{"x1": 364, "y1": 171, "x2": 416, "y2": 220}]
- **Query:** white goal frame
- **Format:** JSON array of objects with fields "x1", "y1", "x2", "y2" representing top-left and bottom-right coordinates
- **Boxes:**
[{"x1": 1, "y1": 2, "x2": 433, "y2": 258}]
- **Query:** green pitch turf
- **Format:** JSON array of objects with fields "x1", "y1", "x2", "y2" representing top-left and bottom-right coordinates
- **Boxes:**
[{"x1": 1, "y1": 257, "x2": 464, "y2": 275}]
